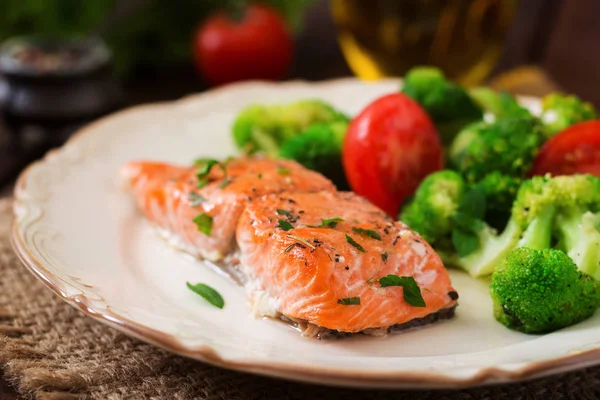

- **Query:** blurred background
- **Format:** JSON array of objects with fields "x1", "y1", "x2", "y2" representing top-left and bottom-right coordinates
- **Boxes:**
[{"x1": 0, "y1": 0, "x2": 597, "y2": 187}]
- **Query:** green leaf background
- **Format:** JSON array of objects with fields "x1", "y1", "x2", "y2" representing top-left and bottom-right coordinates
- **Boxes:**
[{"x1": 0, "y1": 0, "x2": 314, "y2": 77}]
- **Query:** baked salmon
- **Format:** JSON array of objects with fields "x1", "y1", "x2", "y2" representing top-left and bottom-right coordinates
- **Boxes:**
[
  {"x1": 236, "y1": 190, "x2": 458, "y2": 336},
  {"x1": 121, "y1": 157, "x2": 336, "y2": 261}
]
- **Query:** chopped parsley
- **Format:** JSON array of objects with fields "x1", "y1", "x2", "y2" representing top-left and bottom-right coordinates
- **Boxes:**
[
  {"x1": 276, "y1": 209, "x2": 292, "y2": 216},
  {"x1": 307, "y1": 217, "x2": 344, "y2": 229},
  {"x1": 277, "y1": 167, "x2": 291, "y2": 175},
  {"x1": 337, "y1": 297, "x2": 360, "y2": 306},
  {"x1": 321, "y1": 217, "x2": 344, "y2": 228},
  {"x1": 352, "y1": 227, "x2": 382, "y2": 241},
  {"x1": 257, "y1": 173, "x2": 263, "y2": 179},
  {"x1": 193, "y1": 213, "x2": 213, "y2": 236},
  {"x1": 278, "y1": 220, "x2": 294, "y2": 231},
  {"x1": 381, "y1": 252, "x2": 388, "y2": 262},
  {"x1": 345, "y1": 234, "x2": 366, "y2": 253},
  {"x1": 218, "y1": 179, "x2": 232, "y2": 188},
  {"x1": 188, "y1": 192, "x2": 206, "y2": 207},
  {"x1": 378, "y1": 275, "x2": 426, "y2": 307},
  {"x1": 195, "y1": 158, "x2": 224, "y2": 189},
  {"x1": 186, "y1": 282, "x2": 224, "y2": 309}
]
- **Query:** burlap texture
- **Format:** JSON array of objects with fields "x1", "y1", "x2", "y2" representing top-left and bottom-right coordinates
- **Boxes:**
[{"x1": 1, "y1": 199, "x2": 600, "y2": 399}]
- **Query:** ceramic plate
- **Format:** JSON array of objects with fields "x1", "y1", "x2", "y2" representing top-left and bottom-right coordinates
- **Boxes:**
[{"x1": 12, "y1": 79, "x2": 600, "y2": 389}]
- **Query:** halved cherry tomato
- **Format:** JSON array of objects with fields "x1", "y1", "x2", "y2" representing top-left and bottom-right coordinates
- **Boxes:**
[
  {"x1": 530, "y1": 120, "x2": 600, "y2": 177},
  {"x1": 343, "y1": 93, "x2": 443, "y2": 216}
]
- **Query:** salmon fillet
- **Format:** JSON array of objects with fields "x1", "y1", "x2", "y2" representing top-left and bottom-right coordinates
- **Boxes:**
[
  {"x1": 121, "y1": 157, "x2": 336, "y2": 261},
  {"x1": 236, "y1": 191, "x2": 458, "y2": 334}
]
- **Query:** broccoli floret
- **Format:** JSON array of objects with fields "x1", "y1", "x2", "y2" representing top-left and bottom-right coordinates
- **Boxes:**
[
  {"x1": 401, "y1": 67, "x2": 483, "y2": 145},
  {"x1": 548, "y1": 174, "x2": 600, "y2": 280},
  {"x1": 399, "y1": 170, "x2": 466, "y2": 245},
  {"x1": 471, "y1": 172, "x2": 522, "y2": 230},
  {"x1": 450, "y1": 117, "x2": 545, "y2": 183},
  {"x1": 490, "y1": 247, "x2": 600, "y2": 333},
  {"x1": 469, "y1": 87, "x2": 532, "y2": 120},
  {"x1": 232, "y1": 100, "x2": 349, "y2": 156},
  {"x1": 448, "y1": 175, "x2": 557, "y2": 277},
  {"x1": 453, "y1": 174, "x2": 600, "y2": 278},
  {"x1": 279, "y1": 121, "x2": 349, "y2": 189},
  {"x1": 541, "y1": 93, "x2": 597, "y2": 138}
]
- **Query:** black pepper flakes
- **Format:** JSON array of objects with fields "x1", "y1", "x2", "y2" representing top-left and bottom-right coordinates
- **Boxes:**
[
  {"x1": 345, "y1": 266, "x2": 349, "y2": 270},
  {"x1": 448, "y1": 291, "x2": 459, "y2": 300}
]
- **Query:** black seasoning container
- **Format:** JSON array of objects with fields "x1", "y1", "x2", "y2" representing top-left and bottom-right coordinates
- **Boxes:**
[
  {"x1": 0, "y1": 35, "x2": 123, "y2": 143},
  {"x1": 0, "y1": 35, "x2": 123, "y2": 187}
]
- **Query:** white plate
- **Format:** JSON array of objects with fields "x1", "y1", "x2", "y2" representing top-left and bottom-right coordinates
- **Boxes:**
[{"x1": 12, "y1": 79, "x2": 600, "y2": 389}]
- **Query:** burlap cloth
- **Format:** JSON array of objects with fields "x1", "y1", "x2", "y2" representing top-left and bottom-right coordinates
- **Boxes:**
[{"x1": 2, "y1": 197, "x2": 600, "y2": 400}]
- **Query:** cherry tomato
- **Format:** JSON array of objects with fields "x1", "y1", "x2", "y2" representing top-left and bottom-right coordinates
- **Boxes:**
[
  {"x1": 530, "y1": 120, "x2": 600, "y2": 177},
  {"x1": 343, "y1": 93, "x2": 443, "y2": 216},
  {"x1": 193, "y1": 4, "x2": 293, "y2": 86}
]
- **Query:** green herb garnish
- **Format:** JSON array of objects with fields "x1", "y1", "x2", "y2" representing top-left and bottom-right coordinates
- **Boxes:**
[
  {"x1": 321, "y1": 217, "x2": 344, "y2": 228},
  {"x1": 352, "y1": 227, "x2": 382, "y2": 241},
  {"x1": 188, "y1": 192, "x2": 206, "y2": 207},
  {"x1": 337, "y1": 297, "x2": 360, "y2": 305},
  {"x1": 277, "y1": 168, "x2": 291, "y2": 175},
  {"x1": 218, "y1": 179, "x2": 232, "y2": 188},
  {"x1": 283, "y1": 243, "x2": 305, "y2": 253},
  {"x1": 378, "y1": 275, "x2": 426, "y2": 307},
  {"x1": 345, "y1": 234, "x2": 366, "y2": 252},
  {"x1": 286, "y1": 235, "x2": 316, "y2": 250},
  {"x1": 195, "y1": 159, "x2": 223, "y2": 189},
  {"x1": 307, "y1": 217, "x2": 344, "y2": 229},
  {"x1": 278, "y1": 220, "x2": 294, "y2": 231},
  {"x1": 381, "y1": 252, "x2": 388, "y2": 262},
  {"x1": 258, "y1": 173, "x2": 263, "y2": 179},
  {"x1": 186, "y1": 282, "x2": 224, "y2": 309},
  {"x1": 193, "y1": 213, "x2": 213, "y2": 236},
  {"x1": 276, "y1": 209, "x2": 292, "y2": 216}
]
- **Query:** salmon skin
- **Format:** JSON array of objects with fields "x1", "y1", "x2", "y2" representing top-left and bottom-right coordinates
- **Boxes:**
[
  {"x1": 236, "y1": 191, "x2": 458, "y2": 335},
  {"x1": 121, "y1": 157, "x2": 336, "y2": 261}
]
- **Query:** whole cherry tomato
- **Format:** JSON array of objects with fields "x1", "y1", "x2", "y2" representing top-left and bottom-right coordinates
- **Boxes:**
[
  {"x1": 193, "y1": 4, "x2": 293, "y2": 86},
  {"x1": 530, "y1": 120, "x2": 600, "y2": 177},
  {"x1": 343, "y1": 93, "x2": 444, "y2": 216}
]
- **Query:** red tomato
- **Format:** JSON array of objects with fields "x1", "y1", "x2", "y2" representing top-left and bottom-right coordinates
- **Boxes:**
[
  {"x1": 343, "y1": 93, "x2": 443, "y2": 216},
  {"x1": 530, "y1": 120, "x2": 600, "y2": 177},
  {"x1": 193, "y1": 4, "x2": 293, "y2": 86}
]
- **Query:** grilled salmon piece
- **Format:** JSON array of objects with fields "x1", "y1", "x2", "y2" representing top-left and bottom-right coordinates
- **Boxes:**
[
  {"x1": 121, "y1": 157, "x2": 336, "y2": 261},
  {"x1": 237, "y1": 191, "x2": 458, "y2": 334}
]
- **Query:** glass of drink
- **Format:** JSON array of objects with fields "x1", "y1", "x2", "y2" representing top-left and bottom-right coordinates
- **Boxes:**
[{"x1": 330, "y1": 0, "x2": 518, "y2": 86}]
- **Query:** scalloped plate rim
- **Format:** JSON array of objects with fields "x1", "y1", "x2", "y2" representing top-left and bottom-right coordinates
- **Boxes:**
[{"x1": 10, "y1": 77, "x2": 600, "y2": 389}]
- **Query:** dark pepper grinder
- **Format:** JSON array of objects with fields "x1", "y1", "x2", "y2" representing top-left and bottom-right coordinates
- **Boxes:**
[{"x1": 0, "y1": 35, "x2": 123, "y2": 147}]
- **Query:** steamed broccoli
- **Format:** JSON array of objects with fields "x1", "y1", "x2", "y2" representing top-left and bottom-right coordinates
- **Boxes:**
[
  {"x1": 469, "y1": 87, "x2": 532, "y2": 120},
  {"x1": 401, "y1": 67, "x2": 483, "y2": 145},
  {"x1": 540, "y1": 93, "x2": 597, "y2": 138},
  {"x1": 472, "y1": 172, "x2": 522, "y2": 229},
  {"x1": 455, "y1": 174, "x2": 600, "y2": 277},
  {"x1": 402, "y1": 173, "x2": 600, "y2": 278},
  {"x1": 279, "y1": 120, "x2": 349, "y2": 189},
  {"x1": 399, "y1": 170, "x2": 466, "y2": 246},
  {"x1": 232, "y1": 100, "x2": 349, "y2": 156},
  {"x1": 490, "y1": 247, "x2": 600, "y2": 333},
  {"x1": 449, "y1": 117, "x2": 545, "y2": 183}
]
